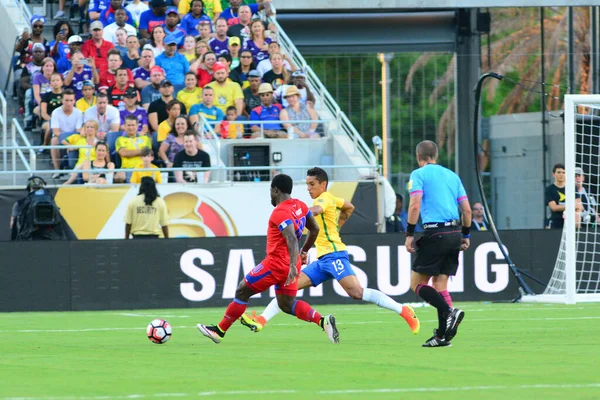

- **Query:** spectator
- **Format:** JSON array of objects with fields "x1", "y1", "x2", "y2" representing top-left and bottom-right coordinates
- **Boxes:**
[
  {"x1": 39, "y1": 73, "x2": 64, "y2": 152},
  {"x1": 113, "y1": 28, "x2": 129, "y2": 57},
  {"x1": 189, "y1": 86, "x2": 224, "y2": 131},
  {"x1": 226, "y1": 5, "x2": 252, "y2": 42},
  {"x1": 98, "y1": 0, "x2": 135, "y2": 27},
  {"x1": 133, "y1": 49, "x2": 155, "y2": 90},
  {"x1": 155, "y1": 35, "x2": 190, "y2": 89},
  {"x1": 53, "y1": 0, "x2": 67, "y2": 19},
  {"x1": 194, "y1": 39, "x2": 210, "y2": 65},
  {"x1": 63, "y1": 52, "x2": 99, "y2": 100},
  {"x1": 15, "y1": 16, "x2": 48, "y2": 72},
  {"x1": 173, "y1": 131, "x2": 211, "y2": 183},
  {"x1": 177, "y1": 72, "x2": 202, "y2": 112},
  {"x1": 30, "y1": 58, "x2": 58, "y2": 124},
  {"x1": 131, "y1": 147, "x2": 163, "y2": 184},
  {"x1": 139, "y1": 0, "x2": 168, "y2": 40},
  {"x1": 180, "y1": 0, "x2": 212, "y2": 36},
  {"x1": 179, "y1": 35, "x2": 198, "y2": 63},
  {"x1": 249, "y1": 83, "x2": 285, "y2": 138},
  {"x1": 116, "y1": 115, "x2": 153, "y2": 182},
  {"x1": 81, "y1": 21, "x2": 115, "y2": 75},
  {"x1": 575, "y1": 167, "x2": 599, "y2": 226},
  {"x1": 386, "y1": 193, "x2": 409, "y2": 233},
  {"x1": 49, "y1": 21, "x2": 74, "y2": 61},
  {"x1": 274, "y1": 70, "x2": 316, "y2": 108},
  {"x1": 157, "y1": 99, "x2": 183, "y2": 142},
  {"x1": 243, "y1": 19, "x2": 272, "y2": 63},
  {"x1": 83, "y1": 92, "x2": 121, "y2": 139},
  {"x1": 217, "y1": 53, "x2": 233, "y2": 72},
  {"x1": 242, "y1": 69, "x2": 261, "y2": 117},
  {"x1": 126, "y1": 0, "x2": 150, "y2": 27},
  {"x1": 122, "y1": 35, "x2": 141, "y2": 70},
  {"x1": 206, "y1": 62, "x2": 244, "y2": 115},
  {"x1": 141, "y1": 66, "x2": 165, "y2": 109},
  {"x1": 279, "y1": 85, "x2": 319, "y2": 139},
  {"x1": 88, "y1": 0, "x2": 110, "y2": 21},
  {"x1": 228, "y1": 37, "x2": 241, "y2": 69},
  {"x1": 159, "y1": 115, "x2": 196, "y2": 168},
  {"x1": 108, "y1": 67, "x2": 136, "y2": 107},
  {"x1": 103, "y1": 9, "x2": 137, "y2": 44},
  {"x1": 471, "y1": 202, "x2": 488, "y2": 231},
  {"x1": 221, "y1": 0, "x2": 270, "y2": 25},
  {"x1": 256, "y1": 42, "x2": 292, "y2": 77},
  {"x1": 220, "y1": 106, "x2": 244, "y2": 139},
  {"x1": 545, "y1": 163, "x2": 566, "y2": 229},
  {"x1": 148, "y1": 79, "x2": 187, "y2": 132},
  {"x1": 178, "y1": 0, "x2": 221, "y2": 21},
  {"x1": 50, "y1": 89, "x2": 84, "y2": 176},
  {"x1": 230, "y1": 49, "x2": 255, "y2": 89},
  {"x1": 82, "y1": 141, "x2": 115, "y2": 184},
  {"x1": 195, "y1": 51, "x2": 217, "y2": 87},
  {"x1": 124, "y1": 176, "x2": 170, "y2": 239},
  {"x1": 57, "y1": 35, "x2": 84, "y2": 73},
  {"x1": 164, "y1": 7, "x2": 187, "y2": 48},
  {"x1": 263, "y1": 53, "x2": 291, "y2": 90},
  {"x1": 63, "y1": 119, "x2": 100, "y2": 185},
  {"x1": 98, "y1": 50, "x2": 135, "y2": 92},
  {"x1": 19, "y1": 44, "x2": 46, "y2": 127},
  {"x1": 197, "y1": 20, "x2": 213, "y2": 42},
  {"x1": 120, "y1": 87, "x2": 149, "y2": 135},
  {"x1": 209, "y1": 18, "x2": 230, "y2": 56},
  {"x1": 76, "y1": 80, "x2": 97, "y2": 112},
  {"x1": 148, "y1": 25, "x2": 167, "y2": 58}
]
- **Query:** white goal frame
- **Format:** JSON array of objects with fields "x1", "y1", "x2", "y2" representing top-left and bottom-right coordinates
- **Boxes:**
[{"x1": 522, "y1": 95, "x2": 600, "y2": 304}]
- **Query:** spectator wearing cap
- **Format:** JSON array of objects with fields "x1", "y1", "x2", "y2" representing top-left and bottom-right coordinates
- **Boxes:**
[
  {"x1": 108, "y1": 67, "x2": 136, "y2": 107},
  {"x1": 164, "y1": 7, "x2": 187, "y2": 48},
  {"x1": 155, "y1": 35, "x2": 190, "y2": 90},
  {"x1": 242, "y1": 19, "x2": 272, "y2": 63},
  {"x1": 209, "y1": 18, "x2": 230, "y2": 56},
  {"x1": 15, "y1": 15, "x2": 48, "y2": 72},
  {"x1": 221, "y1": 0, "x2": 271, "y2": 26},
  {"x1": 242, "y1": 69, "x2": 262, "y2": 117},
  {"x1": 189, "y1": 85, "x2": 225, "y2": 131},
  {"x1": 103, "y1": 8, "x2": 138, "y2": 43},
  {"x1": 63, "y1": 51, "x2": 100, "y2": 100},
  {"x1": 134, "y1": 49, "x2": 155, "y2": 90},
  {"x1": 178, "y1": 0, "x2": 221, "y2": 21},
  {"x1": 249, "y1": 83, "x2": 285, "y2": 139},
  {"x1": 141, "y1": 66, "x2": 165, "y2": 108},
  {"x1": 279, "y1": 85, "x2": 319, "y2": 139},
  {"x1": 274, "y1": 70, "x2": 316, "y2": 108},
  {"x1": 99, "y1": 0, "x2": 135, "y2": 26},
  {"x1": 57, "y1": 35, "x2": 84, "y2": 73},
  {"x1": 148, "y1": 79, "x2": 188, "y2": 132},
  {"x1": 120, "y1": 87, "x2": 149, "y2": 135},
  {"x1": 226, "y1": 5, "x2": 252, "y2": 42},
  {"x1": 256, "y1": 42, "x2": 293, "y2": 77},
  {"x1": 139, "y1": 0, "x2": 168, "y2": 39},
  {"x1": 176, "y1": 72, "x2": 203, "y2": 112},
  {"x1": 84, "y1": 92, "x2": 121, "y2": 139},
  {"x1": 76, "y1": 80, "x2": 98, "y2": 112},
  {"x1": 228, "y1": 37, "x2": 241, "y2": 69},
  {"x1": 195, "y1": 51, "x2": 217, "y2": 87},
  {"x1": 230, "y1": 49, "x2": 256, "y2": 90},
  {"x1": 180, "y1": 0, "x2": 212, "y2": 36},
  {"x1": 81, "y1": 21, "x2": 115, "y2": 75},
  {"x1": 98, "y1": 49, "x2": 135, "y2": 92},
  {"x1": 206, "y1": 62, "x2": 244, "y2": 115}
]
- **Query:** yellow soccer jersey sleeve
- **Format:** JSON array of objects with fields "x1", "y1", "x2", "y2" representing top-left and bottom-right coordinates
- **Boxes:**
[{"x1": 313, "y1": 191, "x2": 347, "y2": 258}]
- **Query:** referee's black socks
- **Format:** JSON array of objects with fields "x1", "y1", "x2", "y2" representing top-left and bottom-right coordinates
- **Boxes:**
[{"x1": 416, "y1": 284, "x2": 452, "y2": 335}]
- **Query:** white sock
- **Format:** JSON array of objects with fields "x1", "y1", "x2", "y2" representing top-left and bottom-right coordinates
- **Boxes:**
[
  {"x1": 261, "y1": 297, "x2": 282, "y2": 322},
  {"x1": 362, "y1": 288, "x2": 404, "y2": 314}
]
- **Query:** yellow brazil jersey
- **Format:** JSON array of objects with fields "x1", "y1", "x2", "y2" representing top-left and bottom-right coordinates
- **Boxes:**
[
  {"x1": 157, "y1": 120, "x2": 172, "y2": 142},
  {"x1": 176, "y1": 87, "x2": 202, "y2": 114},
  {"x1": 115, "y1": 135, "x2": 152, "y2": 169},
  {"x1": 75, "y1": 97, "x2": 96, "y2": 113},
  {"x1": 313, "y1": 191, "x2": 347, "y2": 258},
  {"x1": 65, "y1": 134, "x2": 96, "y2": 167},
  {"x1": 130, "y1": 163, "x2": 163, "y2": 184},
  {"x1": 206, "y1": 81, "x2": 244, "y2": 114},
  {"x1": 177, "y1": 0, "x2": 221, "y2": 18}
]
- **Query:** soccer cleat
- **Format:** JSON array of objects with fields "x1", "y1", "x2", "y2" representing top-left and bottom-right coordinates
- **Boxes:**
[
  {"x1": 400, "y1": 305, "x2": 420, "y2": 335},
  {"x1": 422, "y1": 336, "x2": 451, "y2": 348},
  {"x1": 240, "y1": 311, "x2": 265, "y2": 333},
  {"x1": 322, "y1": 315, "x2": 340, "y2": 344},
  {"x1": 444, "y1": 308, "x2": 465, "y2": 342},
  {"x1": 197, "y1": 324, "x2": 224, "y2": 344}
]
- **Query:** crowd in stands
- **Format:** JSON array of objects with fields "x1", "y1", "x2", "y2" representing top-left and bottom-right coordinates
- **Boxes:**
[{"x1": 12, "y1": 0, "x2": 322, "y2": 184}]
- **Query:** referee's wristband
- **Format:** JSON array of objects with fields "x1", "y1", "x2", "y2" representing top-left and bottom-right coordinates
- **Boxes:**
[
  {"x1": 406, "y1": 223, "x2": 416, "y2": 237},
  {"x1": 462, "y1": 226, "x2": 471, "y2": 236},
  {"x1": 462, "y1": 234, "x2": 471, "y2": 239}
]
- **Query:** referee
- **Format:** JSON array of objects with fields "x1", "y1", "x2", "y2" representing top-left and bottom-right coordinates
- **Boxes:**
[
  {"x1": 125, "y1": 177, "x2": 170, "y2": 239},
  {"x1": 405, "y1": 140, "x2": 471, "y2": 348}
]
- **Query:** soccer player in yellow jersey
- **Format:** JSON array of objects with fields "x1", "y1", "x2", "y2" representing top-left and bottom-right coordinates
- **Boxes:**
[{"x1": 241, "y1": 167, "x2": 420, "y2": 335}]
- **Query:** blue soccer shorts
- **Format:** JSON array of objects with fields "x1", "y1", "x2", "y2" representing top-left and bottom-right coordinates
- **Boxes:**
[{"x1": 302, "y1": 250, "x2": 355, "y2": 286}]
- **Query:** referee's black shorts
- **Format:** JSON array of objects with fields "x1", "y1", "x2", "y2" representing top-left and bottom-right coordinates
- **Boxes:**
[{"x1": 412, "y1": 225, "x2": 462, "y2": 276}]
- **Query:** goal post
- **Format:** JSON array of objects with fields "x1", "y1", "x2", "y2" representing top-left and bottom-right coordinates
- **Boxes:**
[{"x1": 522, "y1": 94, "x2": 600, "y2": 304}]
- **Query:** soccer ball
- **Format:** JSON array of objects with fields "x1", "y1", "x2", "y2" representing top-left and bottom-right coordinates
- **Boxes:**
[{"x1": 147, "y1": 319, "x2": 172, "y2": 344}]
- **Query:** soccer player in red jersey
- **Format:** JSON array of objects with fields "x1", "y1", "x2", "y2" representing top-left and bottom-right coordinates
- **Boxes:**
[{"x1": 197, "y1": 174, "x2": 340, "y2": 344}]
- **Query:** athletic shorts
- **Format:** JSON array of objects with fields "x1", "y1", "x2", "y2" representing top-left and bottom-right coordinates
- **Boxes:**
[
  {"x1": 412, "y1": 227, "x2": 461, "y2": 276},
  {"x1": 244, "y1": 257, "x2": 301, "y2": 297},
  {"x1": 303, "y1": 250, "x2": 355, "y2": 287}
]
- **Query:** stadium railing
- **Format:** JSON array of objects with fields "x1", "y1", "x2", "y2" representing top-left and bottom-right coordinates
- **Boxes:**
[
  {"x1": 10, "y1": 118, "x2": 36, "y2": 185},
  {"x1": 0, "y1": 90, "x2": 7, "y2": 171},
  {"x1": 199, "y1": 119, "x2": 330, "y2": 139}
]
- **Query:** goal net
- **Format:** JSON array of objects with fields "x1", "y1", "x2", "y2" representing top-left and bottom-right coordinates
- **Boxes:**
[{"x1": 522, "y1": 95, "x2": 600, "y2": 304}]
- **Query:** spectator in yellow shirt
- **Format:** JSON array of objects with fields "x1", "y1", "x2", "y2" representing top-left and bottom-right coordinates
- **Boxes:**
[
  {"x1": 63, "y1": 119, "x2": 100, "y2": 185},
  {"x1": 75, "y1": 80, "x2": 97, "y2": 113},
  {"x1": 219, "y1": 106, "x2": 244, "y2": 139},
  {"x1": 130, "y1": 146, "x2": 163, "y2": 184},
  {"x1": 178, "y1": 0, "x2": 222, "y2": 21},
  {"x1": 206, "y1": 62, "x2": 244, "y2": 115},
  {"x1": 125, "y1": 176, "x2": 170, "y2": 239},
  {"x1": 157, "y1": 99, "x2": 183, "y2": 142},
  {"x1": 116, "y1": 115, "x2": 153, "y2": 183},
  {"x1": 176, "y1": 72, "x2": 202, "y2": 113}
]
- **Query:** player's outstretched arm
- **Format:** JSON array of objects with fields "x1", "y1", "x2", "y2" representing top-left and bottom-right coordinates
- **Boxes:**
[
  {"x1": 282, "y1": 225, "x2": 300, "y2": 285},
  {"x1": 301, "y1": 214, "x2": 320, "y2": 254},
  {"x1": 337, "y1": 200, "x2": 355, "y2": 228}
]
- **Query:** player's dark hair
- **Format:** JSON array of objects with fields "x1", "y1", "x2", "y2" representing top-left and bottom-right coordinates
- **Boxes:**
[
  {"x1": 139, "y1": 176, "x2": 159, "y2": 206},
  {"x1": 416, "y1": 140, "x2": 438, "y2": 161},
  {"x1": 271, "y1": 173, "x2": 293, "y2": 195},
  {"x1": 553, "y1": 163, "x2": 565, "y2": 173},
  {"x1": 307, "y1": 167, "x2": 328, "y2": 184}
]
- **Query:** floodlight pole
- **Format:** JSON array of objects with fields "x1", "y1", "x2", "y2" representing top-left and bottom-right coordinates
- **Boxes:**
[{"x1": 379, "y1": 53, "x2": 394, "y2": 180}]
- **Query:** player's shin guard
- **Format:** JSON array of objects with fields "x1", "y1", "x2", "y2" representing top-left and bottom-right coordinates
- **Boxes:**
[
  {"x1": 291, "y1": 300, "x2": 322, "y2": 325},
  {"x1": 218, "y1": 298, "x2": 248, "y2": 332},
  {"x1": 260, "y1": 297, "x2": 282, "y2": 324},
  {"x1": 439, "y1": 290, "x2": 453, "y2": 308}
]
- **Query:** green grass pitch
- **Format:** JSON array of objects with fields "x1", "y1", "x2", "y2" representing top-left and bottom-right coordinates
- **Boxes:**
[{"x1": 1, "y1": 302, "x2": 599, "y2": 400}]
